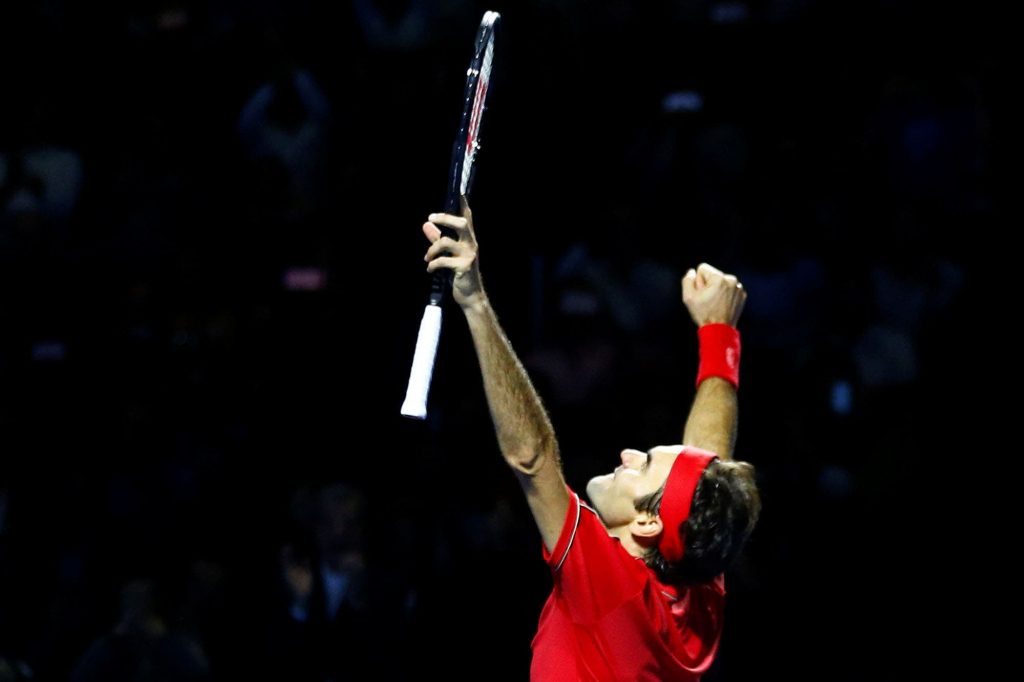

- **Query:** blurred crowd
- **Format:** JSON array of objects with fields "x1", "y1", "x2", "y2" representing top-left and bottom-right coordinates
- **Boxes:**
[{"x1": 0, "y1": 1, "x2": 994, "y2": 680}]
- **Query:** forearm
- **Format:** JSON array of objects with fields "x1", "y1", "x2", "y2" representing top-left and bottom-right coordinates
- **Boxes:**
[
  {"x1": 462, "y1": 299, "x2": 559, "y2": 473},
  {"x1": 422, "y1": 204, "x2": 568, "y2": 551},
  {"x1": 682, "y1": 377, "x2": 738, "y2": 460}
]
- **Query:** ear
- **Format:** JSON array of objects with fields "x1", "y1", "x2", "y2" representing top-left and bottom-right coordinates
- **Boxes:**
[{"x1": 628, "y1": 512, "x2": 664, "y2": 541}]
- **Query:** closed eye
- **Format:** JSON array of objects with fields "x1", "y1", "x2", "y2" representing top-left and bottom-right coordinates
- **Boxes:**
[{"x1": 643, "y1": 450, "x2": 652, "y2": 473}]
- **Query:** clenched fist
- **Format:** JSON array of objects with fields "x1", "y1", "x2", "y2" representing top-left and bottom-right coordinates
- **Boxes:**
[{"x1": 682, "y1": 263, "x2": 746, "y2": 327}]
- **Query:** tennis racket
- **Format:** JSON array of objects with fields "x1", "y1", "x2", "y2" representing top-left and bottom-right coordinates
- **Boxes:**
[{"x1": 401, "y1": 10, "x2": 500, "y2": 419}]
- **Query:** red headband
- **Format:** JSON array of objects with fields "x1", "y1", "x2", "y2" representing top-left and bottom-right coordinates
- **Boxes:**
[{"x1": 657, "y1": 446, "x2": 718, "y2": 564}]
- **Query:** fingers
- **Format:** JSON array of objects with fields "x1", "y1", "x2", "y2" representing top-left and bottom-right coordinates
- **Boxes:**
[
  {"x1": 421, "y1": 204, "x2": 479, "y2": 278},
  {"x1": 427, "y1": 211, "x2": 473, "y2": 239},
  {"x1": 424, "y1": 236, "x2": 469, "y2": 262},
  {"x1": 426, "y1": 255, "x2": 474, "y2": 274},
  {"x1": 696, "y1": 262, "x2": 724, "y2": 288},
  {"x1": 685, "y1": 263, "x2": 745, "y2": 296},
  {"x1": 693, "y1": 263, "x2": 744, "y2": 290},
  {"x1": 423, "y1": 221, "x2": 442, "y2": 242},
  {"x1": 683, "y1": 261, "x2": 747, "y2": 327}
]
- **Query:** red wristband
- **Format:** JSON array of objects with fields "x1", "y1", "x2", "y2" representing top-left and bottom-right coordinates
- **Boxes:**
[{"x1": 696, "y1": 323, "x2": 740, "y2": 389}]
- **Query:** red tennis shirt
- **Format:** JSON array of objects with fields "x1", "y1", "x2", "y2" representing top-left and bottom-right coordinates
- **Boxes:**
[{"x1": 530, "y1": 489, "x2": 725, "y2": 681}]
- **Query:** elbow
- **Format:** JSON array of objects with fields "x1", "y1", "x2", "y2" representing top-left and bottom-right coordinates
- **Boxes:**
[{"x1": 505, "y1": 440, "x2": 559, "y2": 477}]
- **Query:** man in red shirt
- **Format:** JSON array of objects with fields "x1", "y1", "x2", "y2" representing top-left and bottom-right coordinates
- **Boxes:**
[{"x1": 422, "y1": 198, "x2": 761, "y2": 681}]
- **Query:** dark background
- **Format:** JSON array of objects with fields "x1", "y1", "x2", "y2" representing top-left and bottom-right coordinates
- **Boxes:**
[{"x1": 0, "y1": 1, "x2": 1001, "y2": 680}]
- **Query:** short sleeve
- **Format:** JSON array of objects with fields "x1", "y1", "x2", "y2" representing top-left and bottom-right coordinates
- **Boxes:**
[
  {"x1": 541, "y1": 488, "x2": 582, "y2": 570},
  {"x1": 541, "y1": 488, "x2": 649, "y2": 624}
]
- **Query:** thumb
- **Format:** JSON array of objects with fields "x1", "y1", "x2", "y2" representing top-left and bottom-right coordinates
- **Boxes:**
[
  {"x1": 682, "y1": 268, "x2": 697, "y2": 298},
  {"x1": 423, "y1": 221, "x2": 442, "y2": 242},
  {"x1": 459, "y1": 194, "x2": 472, "y2": 217}
]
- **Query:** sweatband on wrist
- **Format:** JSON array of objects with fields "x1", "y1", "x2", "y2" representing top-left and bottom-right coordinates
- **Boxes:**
[{"x1": 696, "y1": 323, "x2": 740, "y2": 389}]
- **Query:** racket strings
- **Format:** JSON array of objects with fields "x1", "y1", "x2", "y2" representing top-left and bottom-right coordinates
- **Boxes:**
[{"x1": 461, "y1": 36, "x2": 495, "y2": 195}]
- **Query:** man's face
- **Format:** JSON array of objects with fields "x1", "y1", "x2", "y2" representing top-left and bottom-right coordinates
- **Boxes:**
[{"x1": 586, "y1": 445, "x2": 681, "y2": 530}]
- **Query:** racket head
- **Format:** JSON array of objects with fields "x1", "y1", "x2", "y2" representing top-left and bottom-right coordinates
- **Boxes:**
[
  {"x1": 445, "y1": 11, "x2": 500, "y2": 216},
  {"x1": 406, "y1": 11, "x2": 501, "y2": 417}
]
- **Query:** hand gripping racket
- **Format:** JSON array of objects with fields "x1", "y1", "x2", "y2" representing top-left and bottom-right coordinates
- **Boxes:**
[{"x1": 401, "y1": 11, "x2": 500, "y2": 419}]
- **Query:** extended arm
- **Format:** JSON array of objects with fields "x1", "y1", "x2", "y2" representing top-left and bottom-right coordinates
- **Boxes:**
[
  {"x1": 423, "y1": 199, "x2": 569, "y2": 552},
  {"x1": 683, "y1": 377, "x2": 737, "y2": 460},
  {"x1": 463, "y1": 301, "x2": 568, "y2": 551},
  {"x1": 680, "y1": 263, "x2": 747, "y2": 461}
]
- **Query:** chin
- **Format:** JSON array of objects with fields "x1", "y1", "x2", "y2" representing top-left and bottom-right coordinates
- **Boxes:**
[
  {"x1": 584, "y1": 480, "x2": 612, "y2": 526},
  {"x1": 585, "y1": 474, "x2": 610, "y2": 508}
]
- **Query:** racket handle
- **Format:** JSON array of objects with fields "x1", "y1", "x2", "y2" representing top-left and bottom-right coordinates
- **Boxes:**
[{"x1": 401, "y1": 304, "x2": 443, "y2": 419}]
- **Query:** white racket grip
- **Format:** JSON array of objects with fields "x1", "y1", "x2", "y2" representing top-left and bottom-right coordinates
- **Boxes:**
[{"x1": 401, "y1": 304, "x2": 443, "y2": 419}]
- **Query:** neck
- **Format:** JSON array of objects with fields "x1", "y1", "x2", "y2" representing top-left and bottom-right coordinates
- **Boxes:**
[{"x1": 605, "y1": 524, "x2": 652, "y2": 560}]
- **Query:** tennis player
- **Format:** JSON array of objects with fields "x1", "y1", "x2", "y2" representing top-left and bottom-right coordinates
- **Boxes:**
[{"x1": 422, "y1": 197, "x2": 761, "y2": 681}]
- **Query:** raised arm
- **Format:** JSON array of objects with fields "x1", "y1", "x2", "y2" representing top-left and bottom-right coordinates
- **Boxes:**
[
  {"x1": 423, "y1": 198, "x2": 569, "y2": 552},
  {"x1": 680, "y1": 263, "x2": 747, "y2": 460}
]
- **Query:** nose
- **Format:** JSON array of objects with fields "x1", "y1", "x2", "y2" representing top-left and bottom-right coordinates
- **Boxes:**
[{"x1": 620, "y1": 449, "x2": 644, "y2": 468}]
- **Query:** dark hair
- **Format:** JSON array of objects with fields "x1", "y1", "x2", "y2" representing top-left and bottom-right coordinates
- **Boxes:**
[{"x1": 634, "y1": 458, "x2": 761, "y2": 585}]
